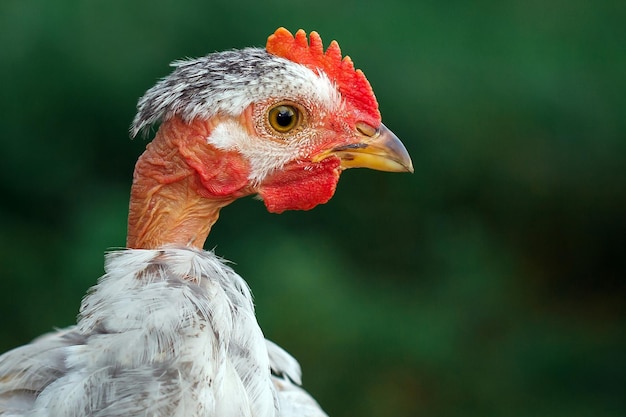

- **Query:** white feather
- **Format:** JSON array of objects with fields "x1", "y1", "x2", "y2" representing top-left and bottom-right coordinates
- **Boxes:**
[{"x1": 0, "y1": 248, "x2": 326, "y2": 417}]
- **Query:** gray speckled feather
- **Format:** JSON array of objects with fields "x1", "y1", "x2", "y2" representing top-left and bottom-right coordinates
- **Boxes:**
[{"x1": 131, "y1": 48, "x2": 337, "y2": 139}]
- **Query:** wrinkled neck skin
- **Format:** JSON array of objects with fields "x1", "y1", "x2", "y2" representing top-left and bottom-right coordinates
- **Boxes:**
[{"x1": 127, "y1": 117, "x2": 251, "y2": 249}]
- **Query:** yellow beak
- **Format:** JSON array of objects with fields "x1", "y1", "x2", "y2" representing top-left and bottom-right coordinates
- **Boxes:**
[{"x1": 313, "y1": 123, "x2": 414, "y2": 173}]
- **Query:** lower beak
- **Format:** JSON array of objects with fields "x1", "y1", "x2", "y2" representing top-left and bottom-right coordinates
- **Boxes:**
[{"x1": 313, "y1": 124, "x2": 414, "y2": 173}]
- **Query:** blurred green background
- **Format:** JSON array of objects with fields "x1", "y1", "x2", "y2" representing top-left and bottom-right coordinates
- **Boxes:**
[{"x1": 1, "y1": 1, "x2": 624, "y2": 416}]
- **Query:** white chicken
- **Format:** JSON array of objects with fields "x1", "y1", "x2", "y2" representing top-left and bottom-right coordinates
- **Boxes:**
[{"x1": 0, "y1": 28, "x2": 412, "y2": 416}]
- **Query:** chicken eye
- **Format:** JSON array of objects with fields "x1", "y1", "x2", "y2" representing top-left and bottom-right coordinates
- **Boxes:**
[{"x1": 268, "y1": 105, "x2": 300, "y2": 133}]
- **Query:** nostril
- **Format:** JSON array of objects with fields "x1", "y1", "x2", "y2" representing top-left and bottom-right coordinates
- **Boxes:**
[{"x1": 355, "y1": 121, "x2": 378, "y2": 138}]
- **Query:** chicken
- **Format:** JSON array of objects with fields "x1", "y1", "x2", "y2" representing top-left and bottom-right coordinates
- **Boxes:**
[{"x1": 0, "y1": 28, "x2": 412, "y2": 417}]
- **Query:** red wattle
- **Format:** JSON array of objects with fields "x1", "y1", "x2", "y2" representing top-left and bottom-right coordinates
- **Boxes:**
[{"x1": 258, "y1": 158, "x2": 341, "y2": 214}]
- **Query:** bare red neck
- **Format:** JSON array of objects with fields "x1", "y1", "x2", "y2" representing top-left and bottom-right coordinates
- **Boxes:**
[{"x1": 126, "y1": 118, "x2": 249, "y2": 249}]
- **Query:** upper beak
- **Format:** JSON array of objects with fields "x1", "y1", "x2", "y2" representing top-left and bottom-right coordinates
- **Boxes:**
[{"x1": 313, "y1": 123, "x2": 414, "y2": 173}]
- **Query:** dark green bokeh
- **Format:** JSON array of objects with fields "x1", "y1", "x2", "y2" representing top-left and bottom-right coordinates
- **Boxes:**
[{"x1": 0, "y1": 1, "x2": 624, "y2": 416}]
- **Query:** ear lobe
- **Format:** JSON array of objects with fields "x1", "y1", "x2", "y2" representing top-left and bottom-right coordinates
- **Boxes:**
[{"x1": 181, "y1": 144, "x2": 252, "y2": 197}]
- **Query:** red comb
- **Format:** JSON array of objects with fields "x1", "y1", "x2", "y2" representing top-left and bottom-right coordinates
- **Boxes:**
[{"x1": 267, "y1": 28, "x2": 380, "y2": 123}]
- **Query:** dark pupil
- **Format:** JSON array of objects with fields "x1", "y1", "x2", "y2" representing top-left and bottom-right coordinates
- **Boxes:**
[{"x1": 276, "y1": 107, "x2": 294, "y2": 127}]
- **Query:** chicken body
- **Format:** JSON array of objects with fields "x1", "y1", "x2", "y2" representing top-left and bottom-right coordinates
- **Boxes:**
[
  {"x1": 0, "y1": 248, "x2": 324, "y2": 417},
  {"x1": 0, "y1": 28, "x2": 411, "y2": 416}
]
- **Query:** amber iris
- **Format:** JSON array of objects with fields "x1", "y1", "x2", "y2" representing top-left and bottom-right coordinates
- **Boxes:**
[{"x1": 268, "y1": 104, "x2": 299, "y2": 133}]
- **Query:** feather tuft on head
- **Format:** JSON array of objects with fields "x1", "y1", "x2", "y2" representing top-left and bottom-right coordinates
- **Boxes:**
[{"x1": 267, "y1": 28, "x2": 380, "y2": 123}]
